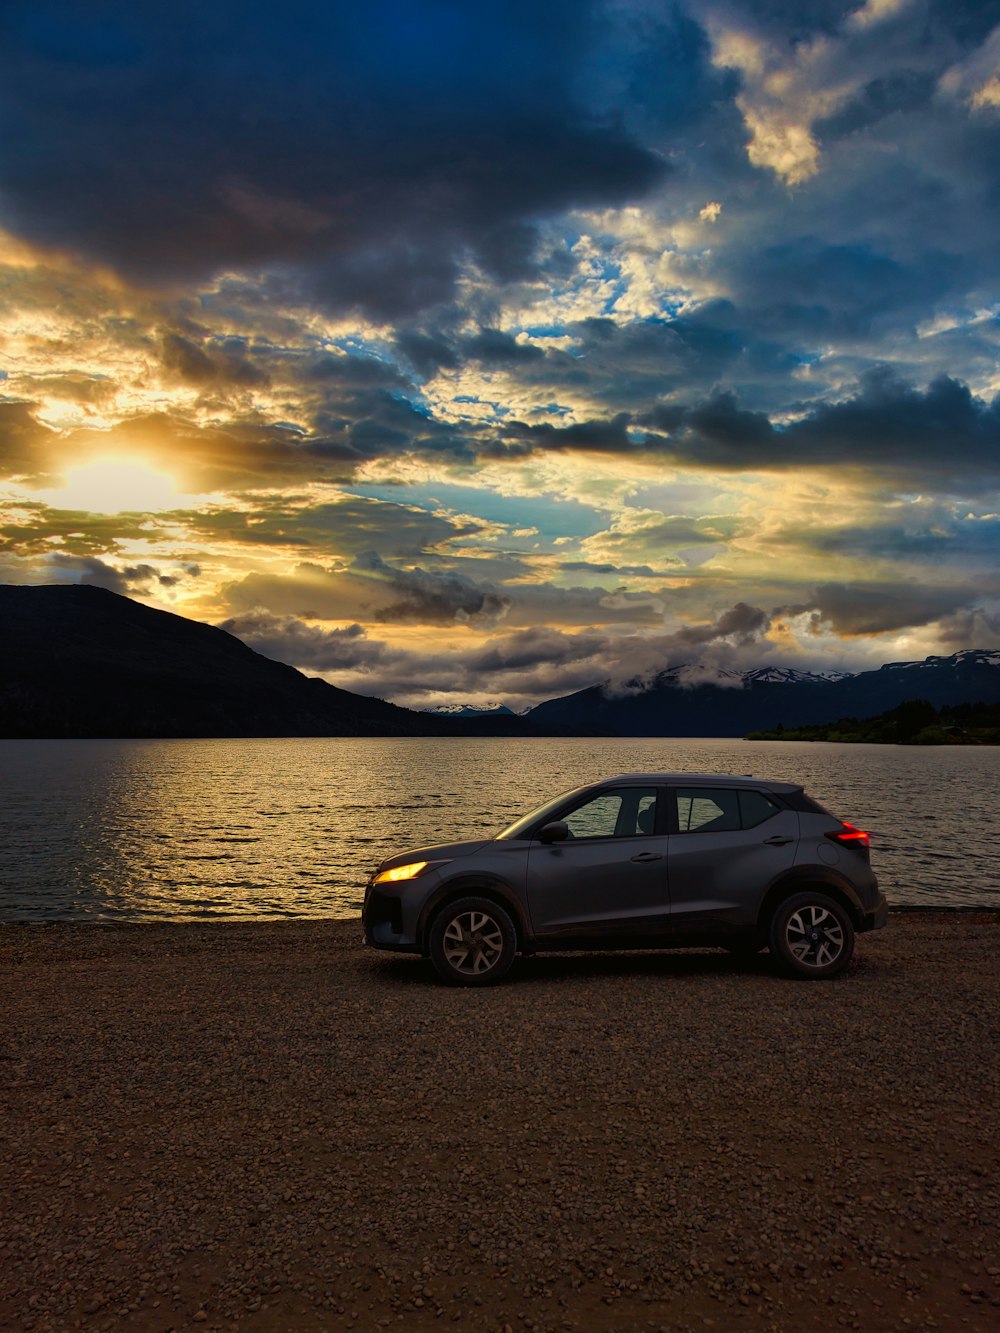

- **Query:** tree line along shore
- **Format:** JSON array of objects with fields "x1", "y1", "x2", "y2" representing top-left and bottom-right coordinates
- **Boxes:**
[{"x1": 747, "y1": 698, "x2": 1000, "y2": 744}]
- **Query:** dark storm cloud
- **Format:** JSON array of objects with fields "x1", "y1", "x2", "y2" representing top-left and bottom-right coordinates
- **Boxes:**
[
  {"x1": 0, "y1": 1, "x2": 666, "y2": 316},
  {"x1": 488, "y1": 369, "x2": 1000, "y2": 486},
  {"x1": 352, "y1": 551, "x2": 513, "y2": 627},
  {"x1": 464, "y1": 625, "x2": 610, "y2": 675},
  {"x1": 780, "y1": 370, "x2": 1000, "y2": 480},
  {"x1": 937, "y1": 605, "x2": 1000, "y2": 650},
  {"x1": 496, "y1": 413, "x2": 634, "y2": 457},
  {"x1": 674, "y1": 601, "x2": 771, "y2": 646},
  {"x1": 927, "y1": 0, "x2": 1000, "y2": 45},
  {"x1": 392, "y1": 332, "x2": 460, "y2": 381},
  {"x1": 599, "y1": 601, "x2": 774, "y2": 695},
  {"x1": 814, "y1": 71, "x2": 937, "y2": 142},
  {"x1": 218, "y1": 611, "x2": 393, "y2": 672},
  {"x1": 773, "y1": 511, "x2": 1000, "y2": 565},
  {"x1": 781, "y1": 582, "x2": 977, "y2": 636},
  {"x1": 738, "y1": 0, "x2": 1000, "y2": 44},
  {"x1": 462, "y1": 329, "x2": 545, "y2": 366},
  {"x1": 727, "y1": 239, "x2": 959, "y2": 343},
  {"x1": 31, "y1": 555, "x2": 191, "y2": 596},
  {"x1": 330, "y1": 623, "x2": 633, "y2": 704},
  {"x1": 213, "y1": 596, "x2": 608, "y2": 698},
  {"x1": 159, "y1": 331, "x2": 270, "y2": 388}
]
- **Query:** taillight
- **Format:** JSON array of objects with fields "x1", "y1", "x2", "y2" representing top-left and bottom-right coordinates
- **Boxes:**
[{"x1": 825, "y1": 821, "x2": 870, "y2": 849}]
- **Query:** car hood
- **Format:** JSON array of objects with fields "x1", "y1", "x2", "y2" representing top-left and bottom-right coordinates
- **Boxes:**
[{"x1": 375, "y1": 839, "x2": 491, "y2": 872}]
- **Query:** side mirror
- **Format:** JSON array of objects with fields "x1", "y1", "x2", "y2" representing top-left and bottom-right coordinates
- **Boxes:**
[{"x1": 539, "y1": 821, "x2": 569, "y2": 844}]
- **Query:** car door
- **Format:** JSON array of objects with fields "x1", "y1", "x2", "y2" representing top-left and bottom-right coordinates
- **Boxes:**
[
  {"x1": 525, "y1": 785, "x2": 670, "y2": 941},
  {"x1": 666, "y1": 786, "x2": 798, "y2": 931}
]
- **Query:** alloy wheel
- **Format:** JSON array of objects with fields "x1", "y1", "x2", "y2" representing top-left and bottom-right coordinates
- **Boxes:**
[
  {"x1": 784, "y1": 903, "x2": 845, "y2": 968},
  {"x1": 442, "y1": 910, "x2": 505, "y2": 976}
]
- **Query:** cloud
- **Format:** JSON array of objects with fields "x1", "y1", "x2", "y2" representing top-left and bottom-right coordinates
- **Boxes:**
[
  {"x1": 159, "y1": 330, "x2": 270, "y2": 388},
  {"x1": 780, "y1": 580, "x2": 979, "y2": 635},
  {"x1": 187, "y1": 495, "x2": 481, "y2": 559},
  {"x1": 602, "y1": 600, "x2": 773, "y2": 695},
  {"x1": 0, "y1": 2, "x2": 666, "y2": 316},
  {"x1": 937, "y1": 603, "x2": 1000, "y2": 648},
  {"x1": 939, "y1": 21, "x2": 1000, "y2": 112},
  {"x1": 0, "y1": 400, "x2": 58, "y2": 482},
  {"x1": 1, "y1": 553, "x2": 196, "y2": 596},
  {"x1": 218, "y1": 610, "x2": 392, "y2": 671},
  {"x1": 351, "y1": 551, "x2": 513, "y2": 627},
  {"x1": 496, "y1": 369, "x2": 1000, "y2": 487}
]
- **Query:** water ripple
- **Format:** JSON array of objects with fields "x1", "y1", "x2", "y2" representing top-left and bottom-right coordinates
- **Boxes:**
[{"x1": 0, "y1": 736, "x2": 997, "y2": 920}]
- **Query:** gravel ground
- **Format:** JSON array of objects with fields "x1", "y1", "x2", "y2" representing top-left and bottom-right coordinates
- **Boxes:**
[{"x1": 1, "y1": 913, "x2": 998, "y2": 1333}]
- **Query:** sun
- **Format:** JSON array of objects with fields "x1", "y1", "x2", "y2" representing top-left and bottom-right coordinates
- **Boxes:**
[{"x1": 41, "y1": 459, "x2": 185, "y2": 514}]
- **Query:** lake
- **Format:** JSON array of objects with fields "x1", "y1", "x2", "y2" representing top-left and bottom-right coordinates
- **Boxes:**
[{"x1": 0, "y1": 737, "x2": 996, "y2": 920}]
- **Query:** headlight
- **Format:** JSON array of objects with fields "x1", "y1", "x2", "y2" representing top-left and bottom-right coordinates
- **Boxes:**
[{"x1": 373, "y1": 859, "x2": 449, "y2": 885}]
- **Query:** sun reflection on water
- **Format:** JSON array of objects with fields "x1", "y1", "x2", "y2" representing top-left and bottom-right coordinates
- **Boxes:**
[{"x1": 1, "y1": 737, "x2": 997, "y2": 920}]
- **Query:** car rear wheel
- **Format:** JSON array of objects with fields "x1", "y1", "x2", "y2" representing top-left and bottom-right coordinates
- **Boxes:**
[
  {"x1": 428, "y1": 897, "x2": 517, "y2": 987},
  {"x1": 769, "y1": 891, "x2": 855, "y2": 979}
]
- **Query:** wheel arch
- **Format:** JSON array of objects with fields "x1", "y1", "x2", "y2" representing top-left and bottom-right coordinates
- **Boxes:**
[
  {"x1": 416, "y1": 877, "x2": 530, "y2": 955},
  {"x1": 757, "y1": 868, "x2": 865, "y2": 931}
]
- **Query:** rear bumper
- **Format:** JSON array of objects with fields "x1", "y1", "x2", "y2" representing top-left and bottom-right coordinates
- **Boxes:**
[{"x1": 858, "y1": 893, "x2": 889, "y2": 933}]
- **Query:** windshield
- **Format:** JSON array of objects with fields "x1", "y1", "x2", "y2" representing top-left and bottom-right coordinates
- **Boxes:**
[{"x1": 495, "y1": 784, "x2": 593, "y2": 840}]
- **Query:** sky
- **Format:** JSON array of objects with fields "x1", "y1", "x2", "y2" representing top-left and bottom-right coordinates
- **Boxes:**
[{"x1": 2, "y1": 0, "x2": 1000, "y2": 709}]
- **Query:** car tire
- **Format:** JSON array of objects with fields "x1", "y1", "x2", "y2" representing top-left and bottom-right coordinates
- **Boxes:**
[
  {"x1": 428, "y1": 897, "x2": 518, "y2": 987},
  {"x1": 769, "y1": 891, "x2": 855, "y2": 979}
]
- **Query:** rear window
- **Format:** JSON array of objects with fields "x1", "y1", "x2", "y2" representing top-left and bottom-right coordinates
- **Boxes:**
[
  {"x1": 675, "y1": 789, "x2": 740, "y2": 833},
  {"x1": 673, "y1": 787, "x2": 782, "y2": 833},
  {"x1": 739, "y1": 789, "x2": 781, "y2": 828}
]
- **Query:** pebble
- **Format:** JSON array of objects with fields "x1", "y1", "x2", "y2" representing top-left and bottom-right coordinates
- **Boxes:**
[{"x1": 0, "y1": 915, "x2": 997, "y2": 1332}]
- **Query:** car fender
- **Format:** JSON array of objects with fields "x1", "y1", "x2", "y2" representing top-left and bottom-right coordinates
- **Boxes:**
[
  {"x1": 757, "y1": 864, "x2": 866, "y2": 927},
  {"x1": 416, "y1": 874, "x2": 532, "y2": 954}
]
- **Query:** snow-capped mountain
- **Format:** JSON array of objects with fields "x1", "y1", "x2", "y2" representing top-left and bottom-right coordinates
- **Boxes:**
[
  {"x1": 527, "y1": 651, "x2": 1000, "y2": 737},
  {"x1": 622, "y1": 663, "x2": 854, "y2": 694},
  {"x1": 741, "y1": 666, "x2": 854, "y2": 685},
  {"x1": 423, "y1": 702, "x2": 517, "y2": 718},
  {"x1": 879, "y1": 649, "x2": 1000, "y2": 672}
]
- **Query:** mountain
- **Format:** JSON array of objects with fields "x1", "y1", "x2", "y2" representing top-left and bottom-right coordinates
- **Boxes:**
[
  {"x1": 6, "y1": 583, "x2": 1000, "y2": 740},
  {"x1": 0, "y1": 584, "x2": 533, "y2": 739},
  {"x1": 423, "y1": 702, "x2": 517, "y2": 718},
  {"x1": 526, "y1": 651, "x2": 1000, "y2": 737}
]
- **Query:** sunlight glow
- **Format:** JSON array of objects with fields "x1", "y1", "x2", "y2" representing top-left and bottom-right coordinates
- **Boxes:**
[{"x1": 42, "y1": 460, "x2": 184, "y2": 514}]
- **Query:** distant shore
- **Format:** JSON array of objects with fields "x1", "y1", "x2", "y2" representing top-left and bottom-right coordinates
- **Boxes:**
[
  {"x1": 747, "y1": 698, "x2": 1000, "y2": 744},
  {"x1": 3, "y1": 914, "x2": 999, "y2": 1332}
]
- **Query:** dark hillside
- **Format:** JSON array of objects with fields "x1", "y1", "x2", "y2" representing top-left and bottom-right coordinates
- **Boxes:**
[{"x1": 0, "y1": 584, "x2": 531, "y2": 739}]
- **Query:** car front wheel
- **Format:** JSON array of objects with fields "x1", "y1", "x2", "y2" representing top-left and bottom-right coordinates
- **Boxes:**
[
  {"x1": 769, "y1": 891, "x2": 855, "y2": 979},
  {"x1": 428, "y1": 897, "x2": 517, "y2": 987}
]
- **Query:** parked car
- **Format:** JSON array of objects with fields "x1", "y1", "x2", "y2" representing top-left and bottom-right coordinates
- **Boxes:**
[{"x1": 363, "y1": 772, "x2": 887, "y2": 985}]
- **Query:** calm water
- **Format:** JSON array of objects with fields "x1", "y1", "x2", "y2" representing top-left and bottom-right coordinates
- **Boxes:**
[{"x1": 0, "y1": 737, "x2": 997, "y2": 920}]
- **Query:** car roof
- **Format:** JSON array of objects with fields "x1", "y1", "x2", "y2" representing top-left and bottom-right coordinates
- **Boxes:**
[{"x1": 600, "y1": 772, "x2": 802, "y2": 793}]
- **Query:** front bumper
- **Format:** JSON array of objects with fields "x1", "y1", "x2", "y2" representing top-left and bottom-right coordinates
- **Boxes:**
[{"x1": 362, "y1": 884, "x2": 422, "y2": 952}]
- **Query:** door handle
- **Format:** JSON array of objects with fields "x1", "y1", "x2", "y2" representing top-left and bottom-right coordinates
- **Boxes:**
[
  {"x1": 630, "y1": 852, "x2": 663, "y2": 862},
  {"x1": 762, "y1": 835, "x2": 792, "y2": 845}
]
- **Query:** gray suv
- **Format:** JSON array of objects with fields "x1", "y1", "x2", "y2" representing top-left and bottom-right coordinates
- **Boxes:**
[{"x1": 363, "y1": 772, "x2": 888, "y2": 986}]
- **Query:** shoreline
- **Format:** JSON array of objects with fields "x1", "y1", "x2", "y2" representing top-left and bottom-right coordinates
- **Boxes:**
[
  {"x1": 3, "y1": 901, "x2": 999, "y2": 930},
  {"x1": 4, "y1": 914, "x2": 999, "y2": 1332}
]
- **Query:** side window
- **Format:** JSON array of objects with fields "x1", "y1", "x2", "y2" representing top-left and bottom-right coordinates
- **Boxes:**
[
  {"x1": 561, "y1": 788, "x2": 658, "y2": 839},
  {"x1": 739, "y1": 790, "x2": 780, "y2": 828},
  {"x1": 674, "y1": 788, "x2": 741, "y2": 833}
]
